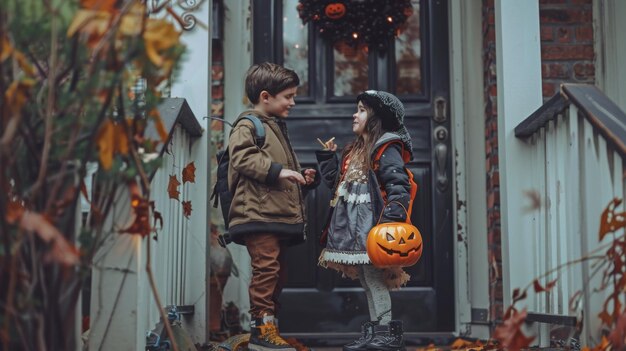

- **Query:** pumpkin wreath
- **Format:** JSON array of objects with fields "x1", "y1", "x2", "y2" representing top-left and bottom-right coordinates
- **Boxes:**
[{"x1": 297, "y1": 0, "x2": 414, "y2": 51}]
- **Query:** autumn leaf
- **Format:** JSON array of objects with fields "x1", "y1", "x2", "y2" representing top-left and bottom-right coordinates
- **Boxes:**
[
  {"x1": 450, "y1": 338, "x2": 476, "y2": 350},
  {"x1": 4, "y1": 79, "x2": 36, "y2": 119},
  {"x1": 182, "y1": 162, "x2": 196, "y2": 184},
  {"x1": 119, "y1": 3, "x2": 145, "y2": 36},
  {"x1": 66, "y1": 9, "x2": 111, "y2": 44},
  {"x1": 143, "y1": 19, "x2": 181, "y2": 67},
  {"x1": 167, "y1": 175, "x2": 180, "y2": 200},
  {"x1": 120, "y1": 182, "x2": 151, "y2": 237},
  {"x1": 19, "y1": 212, "x2": 80, "y2": 266},
  {"x1": 0, "y1": 35, "x2": 13, "y2": 62},
  {"x1": 96, "y1": 119, "x2": 130, "y2": 170},
  {"x1": 182, "y1": 201, "x2": 192, "y2": 218},
  {"x1": 6, "y1": 198, "x2": 25, "y2": 224},
  {"x1": 599, "y1": 198, "x2": 626, "y2": 241},
  {"x1": 80, "y1": 0, "x2": 117, "y2": 12},
  {"x1": 533, "y1": 278, "x2": 558, "y2": 293},
  {"x1": 493, "y1": 309, "x2": 535, "y2": 351},
  {"x1": 14, "y1": 51, "x2": 36, "y2": 76}
]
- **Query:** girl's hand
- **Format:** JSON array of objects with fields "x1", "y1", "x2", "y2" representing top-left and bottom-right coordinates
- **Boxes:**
[
  {"x1": 325, "y1": 140, "x2": 338, "y2": 152},
  {"x1": 279, "y1": 169, "x2": 306, "y2": 184},
  {"x1": 317, "y1": 137, "x2": 337, "y2": 151}
]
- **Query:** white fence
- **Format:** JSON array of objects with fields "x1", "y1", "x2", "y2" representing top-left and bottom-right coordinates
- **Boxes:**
[
  {"x1": 515, "y1": 84, "x2": 626, "y2": 346},
  {"x1": 88, "y1": 98, "x2": 208, "y2": 350}
]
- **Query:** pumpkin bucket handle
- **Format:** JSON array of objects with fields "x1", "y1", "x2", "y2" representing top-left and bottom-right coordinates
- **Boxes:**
[{"x1": 375, "y1": 200, "x2": 412, "y2": 225}]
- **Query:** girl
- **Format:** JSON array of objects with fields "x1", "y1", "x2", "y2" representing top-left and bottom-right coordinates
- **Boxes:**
[{"x1": 316, "y1": 90, "x2": 415, "y2": 351}]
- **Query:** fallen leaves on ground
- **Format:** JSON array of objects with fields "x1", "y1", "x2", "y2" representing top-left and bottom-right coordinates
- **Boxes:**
[{"x1": 493, "y1": 309, "x2": 534, "y2": 351}]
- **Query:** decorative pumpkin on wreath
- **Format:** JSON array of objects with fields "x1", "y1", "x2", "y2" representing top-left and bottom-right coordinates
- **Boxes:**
[
  {"x1": 366, "y1": 220, "x2": 423, "y2": 268},
  {"x1": 297, "y1": 0, "x2": 414, "y2": 51}
]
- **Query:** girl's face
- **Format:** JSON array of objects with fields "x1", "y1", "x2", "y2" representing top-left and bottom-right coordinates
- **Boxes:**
[{"x1": 352, "y1": 101, "x2": 369, "y2": 136}]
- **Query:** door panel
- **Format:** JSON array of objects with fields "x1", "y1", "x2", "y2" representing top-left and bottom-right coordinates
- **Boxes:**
[{"x1": 252, "y1": 0, "x2": 454, "y2": 340}]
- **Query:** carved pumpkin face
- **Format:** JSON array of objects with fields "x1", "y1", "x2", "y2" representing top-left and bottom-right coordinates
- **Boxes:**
[
  {"x1": 366, "y1": 222, "x2": 423, "y2": 267},
  {"x1": 325, "y1": 3, "x2": 346, "y2": 20}
]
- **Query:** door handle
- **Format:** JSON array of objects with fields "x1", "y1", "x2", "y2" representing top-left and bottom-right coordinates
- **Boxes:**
[{"x1": 435, "y1": 143, "x2": 448, "y2": 191}]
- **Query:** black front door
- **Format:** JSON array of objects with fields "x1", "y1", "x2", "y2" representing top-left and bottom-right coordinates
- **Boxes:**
[{"x1": 252, "y1": 0, "x2": 454, "y2": 342}]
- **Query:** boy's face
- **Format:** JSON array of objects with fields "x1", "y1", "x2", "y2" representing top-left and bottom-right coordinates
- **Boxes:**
[{"x1": 259, "y1": 86, "x2": 297, "y2": 118}]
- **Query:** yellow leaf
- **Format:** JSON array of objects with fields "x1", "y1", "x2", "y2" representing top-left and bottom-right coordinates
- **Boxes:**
[
  {"x1": 14, "y1": 51, "x2": 36, "y2": 76},
  {"x1": 119, "y1": 3, "x2": 146, "y2": 36},
  {"x1": 0, "y1": 36, "x2": 13, "y2": 62},
  {"x1": 97, "y1": 120, "x2": 114, "y2": 170},
  {"x1": 4, "y1": 79, "x2": 36, "y2": 117},
  {"x1": 67, "y1": 9, "x2": 111, "y2": 41},
  {"x1": 114, "y1": 121, "x2": 129, "y2": 155},
  {"x1": 143, "y1": 19, "x2": 181, "y2": 67}
]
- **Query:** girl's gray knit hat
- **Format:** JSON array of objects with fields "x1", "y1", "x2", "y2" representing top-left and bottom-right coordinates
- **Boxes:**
[{"x1": 356, "y1": 90, "x2": 413, "y2": 155}]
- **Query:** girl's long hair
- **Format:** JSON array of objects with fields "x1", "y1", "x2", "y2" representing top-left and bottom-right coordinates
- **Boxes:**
[{"x1": 342, "y1": 104, "x2": 385, "y2": 171}]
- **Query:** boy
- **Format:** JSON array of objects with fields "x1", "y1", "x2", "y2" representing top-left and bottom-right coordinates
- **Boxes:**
[{"x1": 227, "y1": 62, "x2": 318, "y2": 351}]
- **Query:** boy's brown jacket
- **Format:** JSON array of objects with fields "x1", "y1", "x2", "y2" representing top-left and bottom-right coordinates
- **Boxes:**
[{"x1": 226, "y1": 110, "x2": 312, "y2": 245}]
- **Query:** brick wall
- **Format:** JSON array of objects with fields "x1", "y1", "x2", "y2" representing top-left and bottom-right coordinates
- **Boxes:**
[
  {"x1": 481, "y1": 0, "x2": 595, "y2": 328},
  {"x1": 540, "y1": 0, "x2": 595, "y2": 97}
]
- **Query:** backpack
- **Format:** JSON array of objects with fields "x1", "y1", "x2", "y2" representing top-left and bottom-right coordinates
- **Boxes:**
[{"x1": 210, "y1": 115, "x2": 266, "y2": 245}]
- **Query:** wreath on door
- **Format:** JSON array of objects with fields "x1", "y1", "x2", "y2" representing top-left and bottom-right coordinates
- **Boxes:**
[{"x1": 297, "y1": 0, "x2": 414, "y2": 51}]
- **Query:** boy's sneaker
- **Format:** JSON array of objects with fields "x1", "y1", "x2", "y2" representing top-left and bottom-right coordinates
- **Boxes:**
[{"x1": 248, "y1": 315, "x2": 296, "y2": 351}]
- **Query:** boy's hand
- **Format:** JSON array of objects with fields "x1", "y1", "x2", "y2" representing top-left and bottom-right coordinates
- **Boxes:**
[
  {"x1": 303, "y1": 168, "x2": 316, "y2": 185},
  {"x1": 279, "y1": 169, "x2": 306, "y2": 185}
]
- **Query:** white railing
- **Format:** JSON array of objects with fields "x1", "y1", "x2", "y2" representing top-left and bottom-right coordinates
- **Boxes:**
[
  {"x1": 88, "y1": 98, "x2": 206, "y2": 349},
  {"x1": 515, "y1": 84, "x2": 626, "y2": 346}
]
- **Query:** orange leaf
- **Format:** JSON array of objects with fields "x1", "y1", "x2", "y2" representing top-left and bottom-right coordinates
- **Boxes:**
[
  {"x1": 0, "y1": 35, "x2": 13, "y2": 62},
  {"x1": 96, "y1": 120, "x2": 114, "y2": 169},
  {"x1": 599, "y1": 198, "x2": 626, "y2": 241},
  {"x1": 493, "y1": 309, "x2": 535, "y2": 351},
  {"x1": 450, "y1": 338, "x2": 474, "y2": 349},
  {"x1": 19, "y1": 212, "x2": 80, "y2": 266},
  {"x1": 167, "y1": 175, "x2": 180, "y2": 200},
  {"x1": 6, "y1": 198, "x2": 25, "y2": 224},
  {"x1": 4, "y1": 79, "x2": 36, "y2": 118},
  {"x1": 533, "y1": 278, "x2": 558, "y2": 293},
  {"x1": 120, "y1": 182, "x2": 151, "y2": 237},
  {"x1": 80, "y1": 0, "x2": 117, "y2": 12},
  {"x1": 96, "y1": 119, "x2": 130, "y2": 169},
  {"x1": 182, "y1": 162, "x2": 196, "y2": 184},
  {"x1": 66, "y1": 9, "x2": 111, "y2": 42},
  {"x1": 182, "y1": 201, "x2": 192, "y2": 218},
  {"x1": 14, "y1": 51, "x2": 36, "y2": 76},
  {"x1": 143, "y1": 19, "x2": 181, "y2": 67}
]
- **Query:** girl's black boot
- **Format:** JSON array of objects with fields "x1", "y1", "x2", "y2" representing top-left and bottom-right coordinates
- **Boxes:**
[
  {"x1": 366, "y1": 320, "x2": 405, "y2": 351},
  {"x1": 343, "y1": 321, "x2": 378, "y2": 351}
]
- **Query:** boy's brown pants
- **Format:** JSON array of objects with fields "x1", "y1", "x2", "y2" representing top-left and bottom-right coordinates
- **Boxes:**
[{"x1": 244, "y1": 233, "x2": 288, "y2": 320}]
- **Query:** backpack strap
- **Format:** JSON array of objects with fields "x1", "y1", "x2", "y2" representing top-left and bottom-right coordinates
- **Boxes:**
[
  {"x1": 239, "y1": 115, "x2": 266, "y2": 147},
  {"x1": 372, "y1": 141, "x2": 418, "y2": 220}
]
